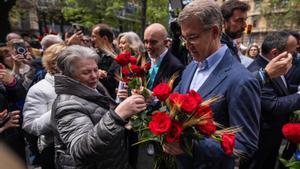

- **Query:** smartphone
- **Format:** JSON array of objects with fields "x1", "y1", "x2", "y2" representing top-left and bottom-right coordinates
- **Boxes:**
[{"x1": 72, "y1": 24, "x2": 84, "y2": 34}]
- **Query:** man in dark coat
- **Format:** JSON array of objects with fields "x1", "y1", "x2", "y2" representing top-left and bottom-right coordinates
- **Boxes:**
[{"x1": 242, "y1": 31, "x2": 300, "y2": 169}]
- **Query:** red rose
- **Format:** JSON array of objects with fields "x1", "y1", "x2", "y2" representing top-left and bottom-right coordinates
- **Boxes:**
[
  {"x1": 148, "y1": 112, "x2": 172, "y2": 136},
  {"x1": 166, "y1": 122, "x2": 183, "y2": 143},
  {"x1": 169, "y1": 93, "x2": 184, "y2": 107},
  {"x1": 188, "y1": 90, "x2": 202, "y2": 104},
  {"x1": 282, "y1": 123, "x2": 300, "y2": 144},
  {"x1": 221, "y1": 133, "x2": 235, "y2": 156},
  {"x1": 152, "y1": 83, "x2": 171, "y2": 101},
  {"x1": 129, "y1": 57, "x2": 137, "y2": 65},
  {"x1": 196, "y1": 122, "x2": 216, "y2": 136},
  {"x1": 130, "y1": 64, "x2": 144, "y2": 76},
  {"x1": 121, "y1": 67, "x2": 130, "y2": 76},
  {"x1": 143, "y1": 63, "x2": 151, "y2": 71},
  {"x1": 122, "y1": 77, "x2": 129, "y2": 83},
  {"x1": 115, "y1": 51, "x2": 131, "y2": 66},
  {"x1": 181, "y1": 94, "x2": 199, "y2": 113},
  {"x1": 195, "y1": 105, "x2": 213, "y2": 118}
]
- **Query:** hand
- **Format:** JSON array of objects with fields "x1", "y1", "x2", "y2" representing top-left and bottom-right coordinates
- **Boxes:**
[
  {"x1": 115, "y1": 94, "x2": 147, "y2": 119},
  {"x1": 162, "y1": 142, "x2": 184, "y2": 155},
  {"x1": 116, "y1": 84, "x2": 129, "y2": 100},
  {"x1": 265, "y1": 51, "x2": 292, "y2": 78},
  {"x1": 2, "y1": 110, "x2": 20, "y2": 130},
  {"x1": 11, "y1": 53, "x2": 24, "y2": 68},
  {"x1": 0, "y1": 110, "x2": 8, "y2": 121},
  {"x1": 66, "y1": 31, "x2": 84, "y2": 45},
  {"x1": 22, "y1": 52, "x2": 33, "y2": 65},
  {"x1": 132, "y1": 87, "x2": 153, "y2": 104},
  {"x1": 0, "y1": 66, "x2": 15, "y2": 85},
  {"x1": 98, "y1": 69, "x2": 107, "y2": 79}
]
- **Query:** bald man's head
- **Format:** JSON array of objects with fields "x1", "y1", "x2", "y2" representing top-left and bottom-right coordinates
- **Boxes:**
[
  {"x1": 144, "y1": 23, "x2": 168, "y2": 59},
  {"x1": 145, "y1": 23, "x2": 168, "y2": 40},
  {"x1": 6, "y1": 33, "x2": 21, "y2": 42}
]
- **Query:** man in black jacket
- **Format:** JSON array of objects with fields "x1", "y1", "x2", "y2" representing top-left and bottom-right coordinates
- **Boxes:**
[
  {"x1": 144, "y1": 23, "x2": 184, "y2": 90},
  {"x1": 241, "y1": 31, "x2": 299, "y2": 169}
]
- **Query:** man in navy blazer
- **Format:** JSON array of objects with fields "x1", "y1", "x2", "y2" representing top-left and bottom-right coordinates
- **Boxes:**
[
  {"x1": 241, "y1": 31, "x2": 300, "y2": 169},
  {"x1": 162, "y1": 1, "x2": 261, "y2": 169}
]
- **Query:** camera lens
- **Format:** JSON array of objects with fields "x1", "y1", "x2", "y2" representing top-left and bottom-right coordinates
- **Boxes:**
[{"x1": 17, "y1": 47, "x2": 26, "y2": 55}]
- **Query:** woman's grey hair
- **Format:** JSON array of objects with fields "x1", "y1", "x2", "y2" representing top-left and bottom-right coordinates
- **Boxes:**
[
  {"x1": 117, "y1": 32, "x2": 145, "y2": 53},
  {"x1": 40, "y1": 35, "x2": 64, "y2": 50},
  {"x1": 178, "y1": 0, "x2": 223, "y2": 31},
  {"x1": 56, "y1": 45, "x2": 99, "y2": 77}
]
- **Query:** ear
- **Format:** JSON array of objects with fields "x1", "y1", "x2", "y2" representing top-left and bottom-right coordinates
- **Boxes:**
[
  {"x1": 102, "y1": 36, "x2": 109, "y2": 43},
  {"x1": 211, "y1": 25, "x2": 220, "y2": 39},
  {"x1": 270, "y1": 48, "x2": 280, "y2": 59},
  {"x1": 223, "y1": 20, "x2": 228, "y2": 30},
  {"x1": 163, "y1": 39, "x2": 169, "y2": 46}
]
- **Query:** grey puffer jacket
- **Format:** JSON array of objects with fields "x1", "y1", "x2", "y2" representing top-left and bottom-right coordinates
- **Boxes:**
[{"x1": 51, "y1": 75, "x2": 131, "y2": 169}]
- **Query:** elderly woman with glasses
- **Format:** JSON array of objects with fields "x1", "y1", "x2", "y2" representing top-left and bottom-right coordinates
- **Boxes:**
[{"x1": 52, "y1": 45, "x2": 147, "y2": 169}]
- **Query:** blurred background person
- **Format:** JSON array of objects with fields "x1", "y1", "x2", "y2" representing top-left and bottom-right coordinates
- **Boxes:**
[
  {"x1": 91, "y1": 23, "x2": 120, "y2": 99},
  {"x1": 247, "y1": 44, "x2": 260, "y2": 59},
  {"x1": 23, "y1": 44, "x2": 66, "y2": 169}
]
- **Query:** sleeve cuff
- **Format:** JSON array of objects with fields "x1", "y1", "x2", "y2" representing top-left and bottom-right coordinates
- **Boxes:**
[{"x1": 109, "y1": 110, "x2": 128, "y2": 126}]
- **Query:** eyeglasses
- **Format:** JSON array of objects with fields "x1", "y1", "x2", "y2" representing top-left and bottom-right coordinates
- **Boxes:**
[{"x1": 180, "y1": 29, "x2": 210, "y2": 45}]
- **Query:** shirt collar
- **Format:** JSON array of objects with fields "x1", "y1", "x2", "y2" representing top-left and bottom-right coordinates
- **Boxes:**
[
  {"x1": 194, "y1": 45, "x2": 228, "y2": 71},
  {"x1": 261, "y1": 55, "x2": 270, "y2": 62},
  {"x1": 150, "y1": 48, "x2": 168, "y2": 66}
]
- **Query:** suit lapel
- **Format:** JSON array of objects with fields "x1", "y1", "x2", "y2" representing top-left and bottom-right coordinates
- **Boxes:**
[
  {"x1": 197, "y1": 50, "x2": 232, "y2": 98},
  {"x1": 153, "y1": 51, "x2": 170, "y2": 87},
  {"x1": 182, "y1": 62, "x2": 198, "y2": 93},
  {"x1": 271, "y1": 77, "x2": 290, "y2": 95}
]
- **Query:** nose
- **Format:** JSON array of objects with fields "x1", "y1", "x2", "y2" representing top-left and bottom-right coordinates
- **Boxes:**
[
  {"x1": 242, "y1": 21, "x2": 247, "y2": 29},
  {"x1": 91, "y1": 70, "x2": 98, "y2": 79}
]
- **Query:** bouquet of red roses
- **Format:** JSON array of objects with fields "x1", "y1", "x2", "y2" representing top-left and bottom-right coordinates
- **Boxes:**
[
  {"x1": 133, "y1": 78, "x2": 240, "y2": 169},
  {"x1": 115, "y1": 51, "x2": 150, "y2": 90},
  {"x1": 280, "y1": 111, "x2": 300, "y2": 169}
]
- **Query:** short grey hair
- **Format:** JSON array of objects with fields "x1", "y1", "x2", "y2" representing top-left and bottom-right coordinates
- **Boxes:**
[
  {"x1": 40, "y1": 35, "x2": 64, "y2": 50},
  {"x1": 178, "y1": 0, "x2": 223, "y2": 30},
  {"x1": 117, "y1": 31, "x2": 145, "y2": 53},
  {"x1": 56, "y1": 45, "x2": 99, "y2": 77}
]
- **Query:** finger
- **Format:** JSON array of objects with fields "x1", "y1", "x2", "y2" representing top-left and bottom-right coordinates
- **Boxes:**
[
  {"x1": 0, "y1": 109, "x2": 8, "y2": 118},
  {"x1": 11, "y1": 115, "x2": 20, "y2": 120},
  {"x1": 271, "y1": 51, "x2": 288, "y2": 62},
  {"x1": 136, "y1": 103, "x2": 147, "y2": 110},
  {"x1": 11, "y1": 119, "x2": 19, "y2": 124},
  {"x1": 12, "y1": 124, "x2": 20, "y2": 127},
  {"x1": 0, "y1": 63, "x2": 6, "y2": 69},
  {"x1": 10, "y1": 111, "x2": 20, "y2": 116},
  {"x1": 134, "y1": 98, "x2": 146, "y2": 104}
]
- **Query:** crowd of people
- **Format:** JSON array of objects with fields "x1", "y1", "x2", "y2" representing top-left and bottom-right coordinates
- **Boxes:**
[{"x1": 0, "y1": 0, "x2": 299, "y2": 169}]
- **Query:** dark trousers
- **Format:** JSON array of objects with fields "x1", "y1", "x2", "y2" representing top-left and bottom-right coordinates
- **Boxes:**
[{"x1": 40, "y1": 144, "x2": 55, "y2": 169}]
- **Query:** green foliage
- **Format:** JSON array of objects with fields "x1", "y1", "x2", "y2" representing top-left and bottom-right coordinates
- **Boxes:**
[
  {"x1": 62, "y1": 0, "x2": 169, "y2": 33},
  {"x1": 260, "y1": 0, "x2": 300, "y2": 29},
  {"x1": 279, "y1": 157, "x2": 300, "y2": 169}
]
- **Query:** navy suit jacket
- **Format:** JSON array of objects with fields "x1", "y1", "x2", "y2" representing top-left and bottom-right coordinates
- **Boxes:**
[
  {"x1": 151, "y1": 49, "x2": 185, "y2": 90},
  {"x1": 175, "y1": 49, "x2": 261, "y2": 169},
  {"x1": 286, "y1": 64, "x2": 300, "y2": 93},
  {"x1": 248, "y1": 55, "x2": 300, "y2": 129}
]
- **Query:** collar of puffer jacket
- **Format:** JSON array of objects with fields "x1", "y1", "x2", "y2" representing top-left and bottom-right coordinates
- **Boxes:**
[{"x1": 54, "y1": 75, "x2": 116, "y2": 109}]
